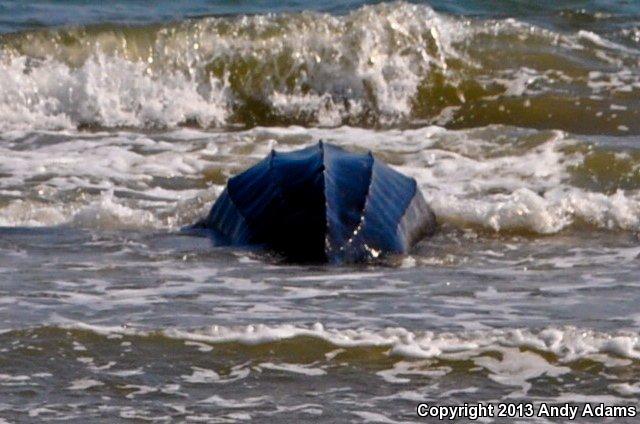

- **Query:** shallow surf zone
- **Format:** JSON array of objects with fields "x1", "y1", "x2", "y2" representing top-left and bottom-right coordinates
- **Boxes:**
[
  {"x1": 1, "y1": 125, "x2": 640, "y2": 235},
  {"x1": 2, "y1": 1, "x2": 640, "y2": 422},
  {"x1": 2, "y1": 323, "x2": 640, "y2": 421},
  {"x1": 0, "y1": 2, "x2": 639, "y2": 133},
  {"x1": 1, "y1": 216, "x2": 640, "y2": 421},
  {"x1": 2, "y1": 125, "x2": 640, "y2": 422}
]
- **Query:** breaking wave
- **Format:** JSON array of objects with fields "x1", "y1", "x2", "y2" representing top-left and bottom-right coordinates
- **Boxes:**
[
  {"x1": 36, "y1": 321, "x2": 640, "y2": 363},
  {"x1": 1, "y1": 126, "x2": 640, "y2": 235},
  {"x1": 0, "y1": 2, "x2": 639, "y2": 133},
  {"x1": 0, "y1": 126, "x2": 640, "y2": 234}
]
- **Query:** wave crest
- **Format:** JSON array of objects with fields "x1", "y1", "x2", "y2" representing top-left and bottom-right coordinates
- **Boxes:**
[
  {"x1": 53, "y1": 321, "x2": 640, "y2": 362},
  {"x1": 1, "y1": 2, "x2": 638, "y2": 132}
]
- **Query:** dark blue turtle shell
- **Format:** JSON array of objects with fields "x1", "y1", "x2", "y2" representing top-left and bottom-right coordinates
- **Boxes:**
[{"x1": 197, "y1": 141, "x2": 436, "y2": 263}]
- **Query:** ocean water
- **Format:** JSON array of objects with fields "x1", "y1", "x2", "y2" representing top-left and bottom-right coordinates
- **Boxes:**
[{"x1": 1, "y1": 1, "x2": 640, "y2": 422}]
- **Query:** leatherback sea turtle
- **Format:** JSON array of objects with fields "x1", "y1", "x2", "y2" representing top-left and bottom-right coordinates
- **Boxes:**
[{"x1": 193, "y1": 142, "x2": 436, "y2": 263}]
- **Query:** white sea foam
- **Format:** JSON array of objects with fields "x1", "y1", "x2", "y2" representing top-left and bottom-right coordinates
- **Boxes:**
[
  {"x1": 67, "y1": 378, "x2": 104, "y2": 390},
  {"x1": 0, "y1": 2, "x2": 635, "y2": 131},
  {"x1": 181, "y1": 367, "x2": 220, "y2": 384},
  {"x1": 259, "y1": 362, "x2": 326, "y2": 376},
  {"x1": 62, "y1": 322, "x2": 640, "y2": 363},
  {"x1": 198, "y1": 395, "x2": 269, "y2": 408},
  {"x1": 1, "y1": 125, "x2": 639, "y2": 235},
  {"x1": 474, "y1": 349, "x2": 570, "y2": 396},
  {"x1": 0, "y1": 53, "x2": 228, "y2": 132},
  {"x1": 0, "y1": 3, "x2": 461, "y2": 131},
  {"x1": 610, "y1": 383, "x2": 640, "y2": 396}
]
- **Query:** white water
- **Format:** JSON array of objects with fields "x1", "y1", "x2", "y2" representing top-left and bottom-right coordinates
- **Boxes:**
[
  {"x1": 2, "y1": 3, "x2": 640, "y2": 423},
  {"x1": 0, "y1": 2, "x2": 637, "y2": 131},
  {"x1": 63, "y1": 321, "x2": 640, "y2": 363},
  {"x1": 1, "y1": 126, "x2": 639, "y2": 234}
]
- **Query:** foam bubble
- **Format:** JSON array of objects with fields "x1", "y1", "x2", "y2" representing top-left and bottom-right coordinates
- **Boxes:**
[
  {"x1": 1, "y1": 125, "x2": 640, "y2": 234},
  {"x1": 259, "y1": 362, "x2": 326, "y2": 376},
  {"x1": 0, "y1": 53, "x2": 228, "y2": 132},
  {"x1": 67, "y1": 378, "x2": 104, "y2": 390},
  {"x1": 0, "y1": 3, "x2": 457, "y2": 131},
  {"x1": 62, "y1": 321, "x2": 640, "y2": 363},
  {"x1": 0, "y1": 2, "x2": 637, "y2": 131},
  {"x1": 198, "y1": 395, "x2": 269, "y2": 408}
]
